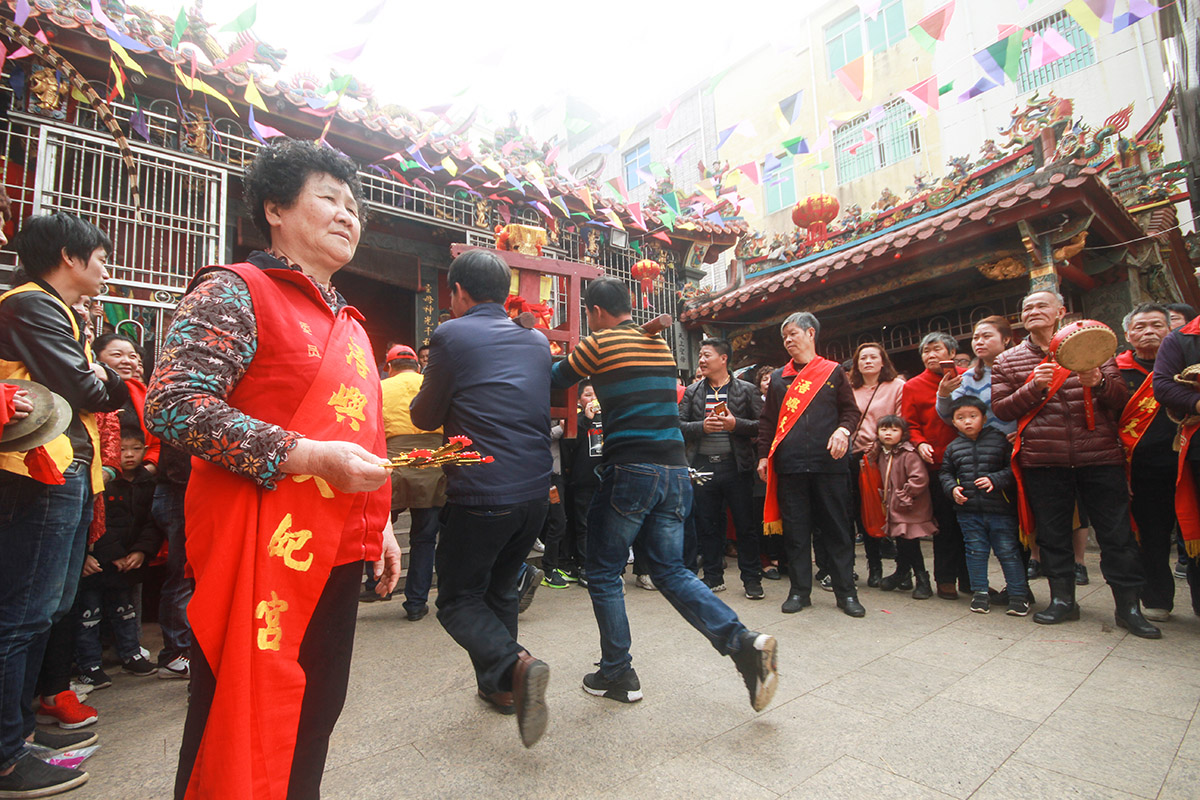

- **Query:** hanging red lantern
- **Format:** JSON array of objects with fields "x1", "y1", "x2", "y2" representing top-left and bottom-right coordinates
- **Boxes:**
[
  {"x1": 631, "y1": 259, "x2": 662, "y2": 309},
  {"x1": 792, "y1": 193, "x2": 840, "y2": 245}
]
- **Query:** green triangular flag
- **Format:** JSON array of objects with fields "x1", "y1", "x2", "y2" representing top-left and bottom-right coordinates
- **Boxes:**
[
  {"x1": 985, "y1": 33, "x2": 1024, "y2": 83},
  {"x1": 220, "y1": 3, "x2": 257, "y2": 33},
  {"x1": 911, "y1": 24, "x2": 938, "y2": 53},
  {"x1": 171, "y1": 6, "x2": 187, "y2": 49},
  {"x1": 938, "y1": 80, "x2": 955, "y2": 96},
  {"x1": 661, "y1": 191, "x2": 680, "y2": 216},
  {"x1": 659, "y1": 207, "x2": 676, "y2": 231}
]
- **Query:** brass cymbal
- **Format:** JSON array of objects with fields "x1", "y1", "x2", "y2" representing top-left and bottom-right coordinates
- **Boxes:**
[
  {"x1": 0, "y1": 380, "x2": 72, "y2": 453},
  {"x1": 0, "y1": 378, "x2": 55, "y2": 443}
]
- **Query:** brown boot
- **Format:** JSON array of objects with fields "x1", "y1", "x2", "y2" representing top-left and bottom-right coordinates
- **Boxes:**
[
  {"x1": 511, "y1": 652, "x2": 550, "y2": 747},
  {"x1": 936, "y1": 582, "x2": 959, "y2": 600}
]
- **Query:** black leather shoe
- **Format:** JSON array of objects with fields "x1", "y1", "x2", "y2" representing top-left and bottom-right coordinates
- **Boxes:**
[
  {"x1": 1075, "y1": 563, "x2": 1090, "y2": 586},
  {"x1": 837, "y1": 595, "x2": 866, "y2": 617},
  {"x1": 406, "y1": 604, "x2": 429, "y2": 622},
  {"x1": 781, "y1": 594, "x2": 811, "y2": 614},
  {"x1": 1034, "y1": 577, "x2": 1079, "y2": 625},
  {"x1": 912, "y1": 570, "x2": 933, "y2": 600},
  {"x1": 867, "y1": 565, "x2": 882, "y2": 588},
  {"x1": 879, "y1": 567, "x2": 911, "y2": 592},
  {"x1": 1113, "y1": 586, "x2": 1161, "y2": 639}
]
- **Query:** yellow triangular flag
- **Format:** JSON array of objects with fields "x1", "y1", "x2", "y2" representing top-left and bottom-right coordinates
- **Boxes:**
[
  {"x1": 441, "y1": 156, "x2": 458, "y2": 177},
  {"x1": 174, "y1": 66, "x2": 235, "y2": 113},
  {"x1": 482, "y1": 157, "x2": 505, "y2": 178},
  {"x1": 109, "y1": 40, "x2": 146, "y2": 77},
  {"x1": 109, "y1": 58, "x2": 125, "y2": 99},
  {"x1": 244, "y1": 76, "x2": 267, "y2": 112}
]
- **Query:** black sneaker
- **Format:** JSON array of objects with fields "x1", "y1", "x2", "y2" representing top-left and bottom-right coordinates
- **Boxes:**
[
  {"x1": 517, "y1": 564, "x2": 543, "y2": 614},
  {"x1": 970, "y1": 592, "x2": 990, "y2": 614},
  {"x1": 731, "y1": 631, "x2": 778, "y2": 712},
  {"x1": 75, "y1": 665, "x2": 112, "y2": 691},
  {"x1": 702, "y1": 577, "x2": 726, "y2": 593},
  {"x1": 1007, "y1": 596, "x2": 1031, "y2": 616},
  {"x1": 582, "y1": 668, "x2": 643, "y2": 703},
  {"x1": 122, "y1": 655, "x2": 158, "y2": 677},
  {"x1": 818, "y1": 575, "x2": 834, "y2": 592},
  {"x1": 30, "y1": 728, "x2": 98, "y2": 754},
  {"x1": 0, "y1": 753, "x2": 88, "y2": 796},
  {"x1": 1075, "y1": 563, "x2": 1089, "y2": 586},
  {"x1": 542, "y1": 569, "x2": 569, "y2": 589},
  {"x1": 744, "y1": 582, "x2": 764, "y2": 600},
  {"x1": 1175, "y1": 561, "x2": 1189, "y2": 580}
]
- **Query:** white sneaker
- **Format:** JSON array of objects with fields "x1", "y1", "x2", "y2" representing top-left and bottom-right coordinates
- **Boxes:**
[
  {"x1": 627, "y1": 548, "x2": 635, "y2": 565},
  {"x1": 158, "y1": 655, "x2": 190, "y2": 680},
  {"x1": 636, "y1": 574, "x2": 657, "y2": 591},
  {"x1": 1143, "y1": 607, "x2": 1171, "y2": 622},
  {"x1": 70, "y1": 681, "x2": 94, "y2": 698},
  {"x1": 532, "y1": 539, "x2": 546, "y2": 553}
]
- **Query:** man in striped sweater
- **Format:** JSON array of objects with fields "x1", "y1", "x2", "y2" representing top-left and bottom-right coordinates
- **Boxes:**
[{"x1": 551, "y1": 278, "x2": 778, "y2": 711}]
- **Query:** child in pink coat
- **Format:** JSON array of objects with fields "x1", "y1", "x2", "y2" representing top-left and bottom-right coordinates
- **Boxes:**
[{"x1": 874, "y1": 415, "x2": 937, "y2": 599}]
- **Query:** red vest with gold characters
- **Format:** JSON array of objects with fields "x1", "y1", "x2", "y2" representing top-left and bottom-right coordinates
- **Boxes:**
[{"x1": 182, "y1": 262, "x2": 389, "y2": 800}]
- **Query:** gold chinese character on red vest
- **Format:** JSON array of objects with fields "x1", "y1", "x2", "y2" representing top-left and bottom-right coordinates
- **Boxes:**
[
  {"x1": 255, "y1": 591, "x2": 288, "y2": 651},
  {"x1": 328, "y1": 384, "x2": 367, "y2": 431},
  {"x1": 268, "y1": 513, "x2": 314, "y2": 571},
  {"x1": 346, "y1": 337, "x2": 369, "y2": 378}
]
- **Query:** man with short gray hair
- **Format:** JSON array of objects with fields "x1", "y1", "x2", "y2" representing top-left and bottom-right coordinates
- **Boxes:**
[{"x1": 757, "y1": 312, "x2": 864, "y2": 617}]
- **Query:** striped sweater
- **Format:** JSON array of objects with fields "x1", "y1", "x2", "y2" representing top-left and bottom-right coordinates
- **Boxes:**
[{"x1": 551, "y1": 321, "x2": 686, "y2": 466}]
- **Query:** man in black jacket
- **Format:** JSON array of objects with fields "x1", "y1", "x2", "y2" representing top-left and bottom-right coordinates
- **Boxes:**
[
  {"x1": 680, "y1": 339, "x2": 764, "y2": 598},
  {"x1": 757, "y1": 312, "x2": 864, "y2": 617},
  {"x1": 0, "y1": 213, "x2": 128, "y2": 797},
  {"x1": 411, "y1": 249, "x2": 552, "y2": 748}
]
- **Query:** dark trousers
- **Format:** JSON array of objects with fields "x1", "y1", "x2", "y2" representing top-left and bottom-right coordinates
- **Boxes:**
[
  {"x1": 174, "y1": 561, "x2": 361, "y2": 800},
  {"x1": 777, "y1": 472, "x2": 856, "y2": 599},
  {"x1": 895, "y1": 537, "x2": 927, "y2": 573},
  {"x1": 540, "y1": 475, "x2": 568, "y2": 572},
  {"x1": 568, "y1": 483, "x2": 596, "y2": 568},
  {"x1": 1131, "y1": 465, "x2": 1178, "y2": 610},
  {"x1": 435, "y1": 499, "x2": 548, "y2": 695},
  {"x1": 694, "y1": 459, "x2": 761, "y2": 586},
  {"x1": 928, "y1": 465, "x2": 968, "y2": 586},
  {"x1": 402, "y1": 506, "x2": 441, "y2": 613},
  {"x1": 1023, "y1": 465, "x2": 1145, "y2": 589}
]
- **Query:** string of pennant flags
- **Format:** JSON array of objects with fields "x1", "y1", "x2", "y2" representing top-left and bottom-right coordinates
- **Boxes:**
[{"x1": 582, "y1": 0, "x2": 1173, "y2": 220}]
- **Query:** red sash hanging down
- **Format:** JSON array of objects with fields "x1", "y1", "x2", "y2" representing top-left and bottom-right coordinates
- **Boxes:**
[
  {"x1": 183, "y1": 265, "x2": 388, "y2": 800},
  {"x1": 1175, "y1": 317, "x2": 1200, "y2": 558},
  {"x1": 763, "y1": 357, "x2": 838, "y2": 536},
  {"x1": 1010, "y1": 357, "x2": 1069, "y2": 547},
  {"x1": 1116, "y1": 351, "x2": 1157, "y2": 540}
]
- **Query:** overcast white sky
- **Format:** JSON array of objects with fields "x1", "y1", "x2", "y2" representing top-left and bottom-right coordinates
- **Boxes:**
[{"x1": 132, "y1": 0, "x2": 822, "y2": 135}]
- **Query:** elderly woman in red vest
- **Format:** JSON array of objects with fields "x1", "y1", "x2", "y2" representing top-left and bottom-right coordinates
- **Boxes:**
[{"x1": 146, "y1": 140, "x2": 402, "y2": 800}]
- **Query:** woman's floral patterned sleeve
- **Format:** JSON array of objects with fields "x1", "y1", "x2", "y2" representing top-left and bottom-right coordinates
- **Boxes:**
[{"x1": 145, "y1": 270, "x2": 300, "y2": 489}]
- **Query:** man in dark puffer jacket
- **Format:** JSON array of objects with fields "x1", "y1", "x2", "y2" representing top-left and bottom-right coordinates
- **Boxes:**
[{"x1": 992, "y1": 290, "x2": 1159, "y2": 638}]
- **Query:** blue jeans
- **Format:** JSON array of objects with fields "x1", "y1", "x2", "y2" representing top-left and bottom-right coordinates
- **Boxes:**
[
  {"x1": 403, "y1": 506, "x2": 440, "y2": 612},
  {"x1": 0, "y1": 464, "x2": 92, "y2": 769},
  {"x1": 586, "y1": 464, "x2": 746, "y2": 679},
  {"x1": 74, "y1": 583, "x2": 141, "y2": 667},
  {"x1": 958, "y1": 512, "x2": 1028, "y2": 597},
  {"x1": 152, "y1": 483, "x2": 193, "y2": 661}
]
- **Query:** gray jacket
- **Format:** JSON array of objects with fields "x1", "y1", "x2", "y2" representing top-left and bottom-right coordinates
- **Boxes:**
[{"x1": 679, "y1": 377, "x2": 763, "y2": 473}]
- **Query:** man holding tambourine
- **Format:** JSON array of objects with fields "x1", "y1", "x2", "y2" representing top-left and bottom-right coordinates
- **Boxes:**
[{"x1": 992, "y1": 289, "x2": 1160, "y2": 638}]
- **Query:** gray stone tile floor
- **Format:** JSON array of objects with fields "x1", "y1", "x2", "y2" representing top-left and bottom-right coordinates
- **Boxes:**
[{"x1": 63, "y1": 547, "x2": 1200, "y2": 798}]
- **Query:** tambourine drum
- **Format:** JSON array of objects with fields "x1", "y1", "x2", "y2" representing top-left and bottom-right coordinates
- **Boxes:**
[{"x1": 1049, "y1": 320, "x2": 1117, "y2": 372}]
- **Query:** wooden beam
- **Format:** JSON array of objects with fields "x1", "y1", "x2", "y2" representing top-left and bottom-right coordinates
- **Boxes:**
[{"x1": 449, "y1": 243, "x2": 603, "y2": 279}]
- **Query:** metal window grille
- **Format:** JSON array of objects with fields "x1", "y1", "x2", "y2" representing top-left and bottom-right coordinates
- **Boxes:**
[
  {"x1": 1017, "y1": 11, "x2": 1098, "y2": 92},
  {"x1": 834, "y1": 99, "x2": 921, "y2": 184}
]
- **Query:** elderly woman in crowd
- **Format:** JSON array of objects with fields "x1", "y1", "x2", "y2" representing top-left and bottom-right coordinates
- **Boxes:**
[{"x1": 146, "y1": 139, "x2": 402, "y2": 800}]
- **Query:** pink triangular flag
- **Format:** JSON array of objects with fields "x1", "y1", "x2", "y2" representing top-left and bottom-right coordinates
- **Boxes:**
[
  {"x1": 899, "y1": 75, "x2": 940, "y2": 117},
  {"x1": 863, "y1": 129, "x2": 877, "y2": 143},
  {"x1": 655, "y1": 98, "x2": 681, "y2": 131},
  {"x1": 835, "y1": 56, "x2": 866, "y2": 102},
  {"x1": 997, "y1": 23, "x2": 1020, "y2": 39},
  {"x1": 1029, "y1": 28, "x2": 1075, "y2": 70},
  {"x1": 8, "y1": 28, "x2": 47, "y2": 59},
  {"x1": 736, "y1": 161, "x2": 761, "y2": 185},
  {"x1": 627, "y1": 202, "x2": 647, "y2": 231}
]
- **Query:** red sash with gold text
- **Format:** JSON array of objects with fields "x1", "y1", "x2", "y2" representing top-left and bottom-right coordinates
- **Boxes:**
[
  {"x1": 1117, "y1": 351, "x2": 1157, "y2": 463},
  {"x1": 182, "y1": 265, "x2": 388, "y2": 799},
  {"x1": 1175, "y1": 318, "x2": 1200, "y2": 557},
  {"x1": 1011, "y1": 357, "x2": 1069, "y2": 547},
  {"x1": 763, "y1": 357, "x2": 838, "y2": 535}
]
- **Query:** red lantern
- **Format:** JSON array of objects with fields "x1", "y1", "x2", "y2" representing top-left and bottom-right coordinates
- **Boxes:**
[
  {"x1": 631, "y1": 259, "x2": 662, "y2": 309},
  {"x1": 792, "y1": 194, "x2": 840, "y2": 245}
]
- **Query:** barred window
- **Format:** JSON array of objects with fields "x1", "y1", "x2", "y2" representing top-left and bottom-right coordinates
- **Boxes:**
[
  {"x1": 833, "y1": 99, "x2": 922, "y2": 184},
  {"x1": 1018, "y1": 11, "x2": 1097, "y2": 92}
]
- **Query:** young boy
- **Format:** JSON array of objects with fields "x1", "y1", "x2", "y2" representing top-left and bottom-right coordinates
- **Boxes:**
[
  {"x1": 73, "y1": 433, "x2": 163, "y2": 687},
  {"x1": 939, "y1": 396, "x2": 1029, "y2": 616}
]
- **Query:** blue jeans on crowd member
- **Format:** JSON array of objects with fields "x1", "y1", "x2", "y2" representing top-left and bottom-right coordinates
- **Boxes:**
[
  {"x1": 404, "y1": 506, "x2": 441, "y2": 613},
  {"x1": 74, "y1": 584, "x2": 142, "y2": 667},
  {"x1": 586, "y1": 464, "x2": 747, "y2": 680},
  {"x1": 958, "y1": 511, "x2": 1028, "y2": 597},
  {"x1": 0, "y1": 463, "x2": 92, "y2": 770},
  {"x1": 152, "y1": 483, "x2": 193, "y2": 661}
]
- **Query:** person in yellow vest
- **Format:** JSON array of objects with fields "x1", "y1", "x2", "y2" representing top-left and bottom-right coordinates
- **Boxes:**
[
  {"x1": 369, "y1": 343, "x2": 445, "y2": 621},
  {"x1": 0, "y1": 212, "x2": 129, "y2": 798}
]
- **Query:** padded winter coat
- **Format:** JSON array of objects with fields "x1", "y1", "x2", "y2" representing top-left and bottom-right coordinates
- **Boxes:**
[{"x1": 939, "y1": 427, "x2": 1016, "y2": 515}]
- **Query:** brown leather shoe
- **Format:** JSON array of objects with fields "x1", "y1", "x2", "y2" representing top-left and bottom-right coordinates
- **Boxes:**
[
  {"x1": 936, "y1": 583, "x2": 959, "y2": 600},
  {"x1": 511, "y1": 652, "x2": 550, "y2": 748},
  {"x1": 477, "y1": 689, "x2": 515, "y2": 715}
]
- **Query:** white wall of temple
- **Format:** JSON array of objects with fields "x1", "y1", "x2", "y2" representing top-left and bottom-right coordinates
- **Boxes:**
[{"x1": 935, "y1": 5, "x2": 1182, "y2": 167}]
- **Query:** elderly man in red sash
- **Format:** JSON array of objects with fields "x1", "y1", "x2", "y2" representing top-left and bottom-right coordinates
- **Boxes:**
[
  {"x1": 757, "y1": 311, "x2": 865, "y2": 618},
  {"x1": 146, "y1": 140, "x2": 403, "y2": 800},
  {"x1": 992, "y1": 290, "x2": 1159, "y2": 638},
  {"x1": 1152, "y1": 303, "x2": 1200, "y2": 616},
  {"x1": 1116, "y1": 303, "x2": 1177, "y2": 622}
]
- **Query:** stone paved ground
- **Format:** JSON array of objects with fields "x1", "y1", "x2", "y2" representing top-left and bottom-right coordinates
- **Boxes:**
[{"x1": 64, "y1": 548, "x2": 1200, "y2": 799}]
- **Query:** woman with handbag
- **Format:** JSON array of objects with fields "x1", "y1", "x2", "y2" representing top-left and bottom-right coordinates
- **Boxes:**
[{"x1": 848, "y1": 343, "x2": 905, "y2": 587}]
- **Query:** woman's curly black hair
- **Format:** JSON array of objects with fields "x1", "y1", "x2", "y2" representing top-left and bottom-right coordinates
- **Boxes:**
[{"x1": 243, "y1": 139, "x2": 366, "y2": 242}]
